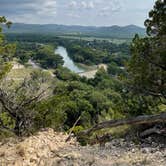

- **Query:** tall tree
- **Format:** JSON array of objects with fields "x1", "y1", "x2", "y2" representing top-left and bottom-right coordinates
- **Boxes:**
[
  {"x1": 128, "y1": 0, "x2": 166, "y2": 101},
  {"x1": 145, "y1": 0, "x2": 166, "y2": 36},
  {"x1": 0, "y1": 17, "x2": 49, "y2": 136},
  {"x1": 0, "y1": 16, "x2": 15, "y2": 80}
]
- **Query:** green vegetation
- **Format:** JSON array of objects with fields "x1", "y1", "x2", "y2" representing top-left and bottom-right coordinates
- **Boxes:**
[
  {"x1": 33, "y1": 44, "x2": 63, "y2": 68},
  {"x1": 0, "y1": 0, "x2": 165, "y2": 140},
  {"x1": 61, "y1": 38, "x2": 130, "y2": 66},
  {"x1": 66, "y1": 45, "x2": 107, "y2": 65},
  {"x1": 128, "y1": 0, "x2": 166, "y2": 102},
  {"x1": 6, "y1": 31, "x2": 130, "y2": 75},
  {"x1": 58, "y1": 35, "x2": 131, "y2": 44},
  {"x1": 14, "y1": 42, "x2": 63, "y2": 68}
]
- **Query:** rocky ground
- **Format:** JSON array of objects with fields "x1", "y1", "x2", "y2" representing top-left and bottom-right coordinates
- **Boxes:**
[{"x1": 0, "y1": 128, "x2": 165, "y2": 166}]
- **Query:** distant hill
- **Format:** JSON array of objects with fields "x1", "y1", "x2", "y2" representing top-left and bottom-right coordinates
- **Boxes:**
[{"x1": 4, "y1": 23, "x2": 146, "y2": 38}]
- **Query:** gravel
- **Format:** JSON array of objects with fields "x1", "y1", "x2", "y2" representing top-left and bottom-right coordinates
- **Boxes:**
[{"x1": 0, "y1": 128, "x2": 165, "y2": 166}]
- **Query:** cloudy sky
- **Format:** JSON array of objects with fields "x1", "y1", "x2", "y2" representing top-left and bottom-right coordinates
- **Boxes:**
[{"x1": 0, "y1": 0, "x2": 155, "y2": 27}]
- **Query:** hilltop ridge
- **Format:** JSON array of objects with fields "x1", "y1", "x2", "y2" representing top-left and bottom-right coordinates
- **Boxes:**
[{"x1": 4, "y1": 23, "x2": 145, "y2": 38}]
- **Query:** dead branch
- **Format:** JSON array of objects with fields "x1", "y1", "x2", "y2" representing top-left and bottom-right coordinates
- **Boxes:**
[
  {"x1": 15, "y1": 89, "x2": 46, "y2": 111},
  {"x1": 0, "y1": 89, "x2": 16, "y2": 119},
  {"x1": 79, "y1": 112, "x2": 166, "y2": 136},
  {"x1": 140, "y1": 126, "x2": 166, "y2": 137},
  {"x1": 65, "y1": 115, "x2": 81, "y2": 142}
]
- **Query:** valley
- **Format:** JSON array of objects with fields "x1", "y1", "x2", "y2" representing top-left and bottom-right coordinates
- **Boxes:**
[{"x1": 0, "y1": 1, "x2": 165, "y2": 165}]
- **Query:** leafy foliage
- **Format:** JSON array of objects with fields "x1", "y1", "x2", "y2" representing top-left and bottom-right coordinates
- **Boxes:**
[
  {"x1": 0, "y1": 0, "x2": 165, "y2": 138},
  {"x1": 33, "y1": 44, "x2": 64, "y2": 68},
  {"x1": 6, "y1": 34, "x2": 130, "y2": 67},
  {"x1": 14, "y1": 42, "x2": 64, "y2": 68},
  {"x1": 128, "y1": 0, "x2": 166, "y2": 101},
  {"x1": 0, "y1": 17, "x2": 16, "y2": 80}
]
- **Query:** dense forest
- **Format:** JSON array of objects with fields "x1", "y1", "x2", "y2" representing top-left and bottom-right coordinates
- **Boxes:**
[
  {"x1": 0, "y1": 0, "x2": 165, "y2": 145},
  {"x1": 6, "y1": 34, "x2": 130, "y2": 76}
]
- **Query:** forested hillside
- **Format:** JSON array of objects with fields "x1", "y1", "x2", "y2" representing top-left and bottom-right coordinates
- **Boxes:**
[
  {"x1": 0, "y1": 0, "x2": 165, "y2": 165},
  {"x1": 4, "y1": 23, "x2": 145, "y2": 38}
]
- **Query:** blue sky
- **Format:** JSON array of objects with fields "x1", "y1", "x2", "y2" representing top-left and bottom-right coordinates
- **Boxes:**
[{"x1": 0, "y1": 0, "x2": 155, "y2": 27}]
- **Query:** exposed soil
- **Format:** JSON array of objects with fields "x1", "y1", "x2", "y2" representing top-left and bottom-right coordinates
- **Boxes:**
[
  {"x1": 0, "y1": 128, "x2": 165, "y2": 166},
  {"x1": 79, "y1": 64, "x2": 107, "y2": 78}
]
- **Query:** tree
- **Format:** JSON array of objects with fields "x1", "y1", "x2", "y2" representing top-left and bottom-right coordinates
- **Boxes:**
[
  {"x1": 79, "y1": 0, "x2": 166, "y2": 136},
  {"x1": 0, "y1": 71, "x2": 50, "y2": 136},
  {"x1": 128, "y1": 0, "x2": 166, "y2": 101},
  {"x1": 0, "y1": 18, "x2": 52, "y2": 135},
  {"x1": 145, "y1": 0, "x2": 166, "y2": 36},
  {"x1": 0, "y1": 17, "x2": 15, "y2": 80},
  {"x1": 80, "y1": 112, "x2": 166, "y2": 136}
]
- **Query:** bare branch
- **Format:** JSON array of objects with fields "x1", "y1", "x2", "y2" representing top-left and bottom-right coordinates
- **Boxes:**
[
  {"x1": 79, "y1": 112, "x2": 166, "y2": 136},
  {"x1": 0, "y1": 90, "x2": 16, "y2": 119},
  {"x1": 17, "y1": 89, "x2": 46, "y2": 109}
]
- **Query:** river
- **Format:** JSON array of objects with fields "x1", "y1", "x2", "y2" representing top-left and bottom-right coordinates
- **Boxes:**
[{"x1": 55, "y1": 46, "x2": 84, "y2": 73}]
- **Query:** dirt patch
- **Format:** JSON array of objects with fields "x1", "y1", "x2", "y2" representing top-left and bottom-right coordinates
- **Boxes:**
[
  {"x1": 0, "y1": 129, "x2": 165, "y2": 166},
  {"x1": 79, "y1": 64, "x2": 107, "y2": 79},
  {"x1": 12, "y1": 62, "x2": 24, "y2": 69}
]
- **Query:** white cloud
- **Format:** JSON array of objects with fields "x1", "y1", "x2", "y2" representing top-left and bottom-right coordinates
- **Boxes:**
[
  {"x1": 80, "y1": 1, "x2": 87, "y2": 8},
  {"x1": 99, "y1": 7, "x2": 110, "y2": 16},
  {"x1": 67, "y1": 13, "x2": 80, "y2": 18},
  {"x1": 80, "y1": 1, "x2": 94, "y2": 9},
  {"x1": 38, "y1": 0, "x2": 57, "y2": 15},
  {"x1": 89, "y1": 1, "x2": 95, "y2": 9},
  {"x1": 1, "y1": 0, "x2": 155, "y2": 26},
  {"x1": 110, "y1": 0, "x2": 122, "y2": 12},
  {"x1": 69, "y1": 0, "x2": 95, "y2": 10},
  {"x1": 69, "y1": 1, "x2": 78, "y2": 8},
  {"x1": 98, "y1": 0, "x2": 123, "y2": 17}
]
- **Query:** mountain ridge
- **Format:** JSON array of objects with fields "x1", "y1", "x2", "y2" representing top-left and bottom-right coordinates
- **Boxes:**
[{"x1": 4, "y1": 23, "x2": 146, "y2": 38}]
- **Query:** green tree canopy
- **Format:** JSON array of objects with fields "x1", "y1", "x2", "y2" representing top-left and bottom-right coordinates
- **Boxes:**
[
  {"x1": 0, "y1": 17, "x2": 15, "y2": 80},
  {"x1": 128, "y1": 0, "x2": 166, "y2": 101}
]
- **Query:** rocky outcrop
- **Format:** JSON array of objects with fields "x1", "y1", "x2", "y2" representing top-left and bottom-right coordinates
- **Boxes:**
[{"x1": 0, "y1": 128, "x2": 165, "y2": 166}]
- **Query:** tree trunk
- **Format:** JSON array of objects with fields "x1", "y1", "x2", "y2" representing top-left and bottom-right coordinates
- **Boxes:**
[
  {"x1": 14, "y1": 119, "x2": 21, "y2": 136},
  {"x1": 79, "y1": 112, "x2": 166, "y2": 136}
]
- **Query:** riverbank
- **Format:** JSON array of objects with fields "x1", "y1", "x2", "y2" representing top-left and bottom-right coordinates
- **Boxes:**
[
  {"x1": 55, "y1": 46, "x2": 108, "y2": 78},
  {"x1": 76, "y1": 63, "x2": 97, "y2": 71},
  {"x1": 55, "y1": 46, "x2": 85, "y2": 73},
  {"x1": 79, "y1": 64, "x2": 108, "y2": 78}
]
